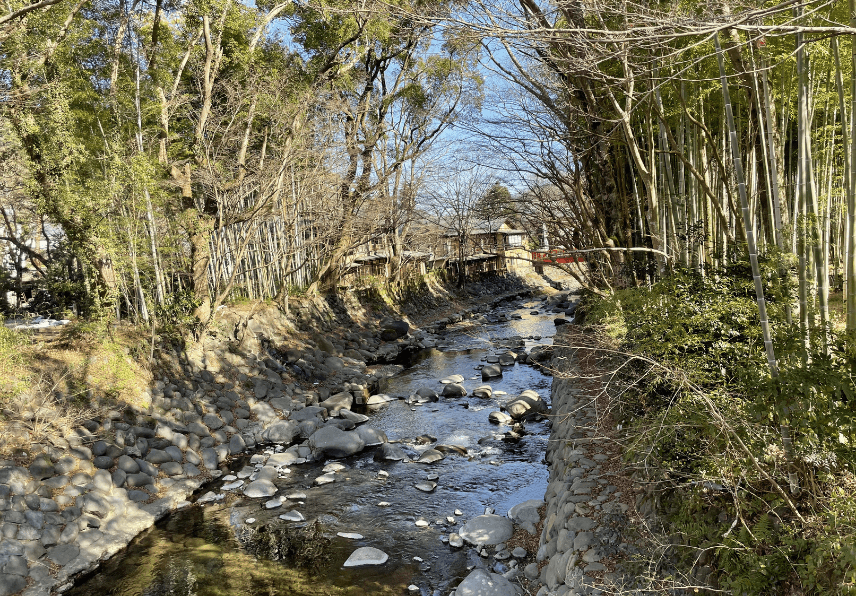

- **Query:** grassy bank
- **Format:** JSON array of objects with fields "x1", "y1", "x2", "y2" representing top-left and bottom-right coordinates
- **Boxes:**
[{"x1": 577, "y1": 267, "x2": 856, "y2": 595}]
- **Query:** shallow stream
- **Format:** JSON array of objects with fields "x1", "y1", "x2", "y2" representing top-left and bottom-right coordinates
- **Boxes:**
[{"x1": 67, "y1": 298, "x2": 562, "y2": 596}]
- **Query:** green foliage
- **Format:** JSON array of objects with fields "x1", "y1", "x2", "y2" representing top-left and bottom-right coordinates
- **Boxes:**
[
  {"x1": 584, "y1": 268, "x2": 856, "y2": 594},
  {"x1": 153, "y1": 290, "x2": 200, "y2": 335}
]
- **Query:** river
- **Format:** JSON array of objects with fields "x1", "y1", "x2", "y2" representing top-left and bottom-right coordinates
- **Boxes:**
[{"x1": 66, "y1": 296, "x2": 562, "y2": 596}]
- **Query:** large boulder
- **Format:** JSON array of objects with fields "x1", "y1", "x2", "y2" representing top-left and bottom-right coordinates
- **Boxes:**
[
  {"x1": 506, "y1": 390, "x2": 547, "y2": 420},
  {"x1": 380, "y1": 320, "x2": 409, "y2": 341},
  {"x1": 481, "y1": 365, "x2": 502, "y2": 381},
  {"x1": 455, "y1": 569, "x2": 516, "y2": 596},
  {"x1": 459, "y1": 514, "x2": 514, "y2": 546},
  {"x1": 309, "y1": 426, "x2": 365, "y2": 458}
]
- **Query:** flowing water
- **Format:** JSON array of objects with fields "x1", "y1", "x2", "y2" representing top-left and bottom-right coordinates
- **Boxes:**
[{"x1": 68, "y1": 298, "x2": 561, "y2": 596}]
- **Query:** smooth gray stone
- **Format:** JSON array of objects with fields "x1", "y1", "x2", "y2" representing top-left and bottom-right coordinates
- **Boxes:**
[
  {"x1": 343, "y1": 547, "x2": 388, "y2": 567},
  {"x1": 0, "y1": 574, "x2": 27, "y2": 596},
  {"x1": 165, "y1": 446, "x2": 184, "y2": 462},
  {"x1": 117, "y1": 455, "x2": 140, "y2": 474},
  {"x1": 160, "y1": 462, "x2": 184, "y2": 476},
  {"x1": 93, "y1": 456, "x2": 114, "y2": 469},
  {"x1": 460, "y1": 515, "x2": 514, "y2": 546},
  {"x1": 441, "y1": 383, "x2": 467, "y2": 398},
  {"x1": 53, "y1": 456, "x2": 78, "y2": 475},
  {"x1": 145, "y1": 449, "x2": 172, "y2": 464},
  {"x1": 2, "y1": 554, "x2": 28, "y2": 576},
  {"x1": 455, "y1": 568, "x2": 516, "y2": 596},
  {"x1": 93, "y1": 470, "x2": 112, "y2": 493},
  {"x1": 243, "y1": 480, "x2": 277, "y2": 498},
  {"x1": 261, "y1": 420, "x2": 299, "y2": 444},
  {"x1": 135, "y1": 458, "x2": 158, "y2": 477},
  {"x1": 125, "y1": 473, "x2": 154, "y2": 488},
  {"x1": 481, "y1": 365, "x2": 503, "y2": 381},
  {"x1": 40, "y1": 524, "x2": 61, "y2": 546},
  {"x1": 308, "y1": 426, "x2": 365, "y2": 458},
  {"x1": 47, "y1": 543, "x2": 79, "y2": 565},
  {"x1": 355, "y1": 426, "x2": 387, "y2": 446},
  {"x1": 203, "y1": 414, "x2": 224, "y2": 430},
  {"x1": 183, "y1": 464, "x2": 202, "y2": 477},
  {"x1": 201, "y1": 448, "x2": 219, "y2": 471},
  {"x1": 127, "y1": 490, "x2": 149, "y2": 502},
  {"x1": 373, "y1": 443, "x2": 406, "y2": 461},
  {"x1": 229, "y1": 434, "x2": 246, "y2": 455}
]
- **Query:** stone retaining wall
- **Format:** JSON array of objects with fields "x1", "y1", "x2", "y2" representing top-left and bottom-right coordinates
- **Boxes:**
[{"x1": 534, "y1": 327, "x2": 635, "y2": 596}]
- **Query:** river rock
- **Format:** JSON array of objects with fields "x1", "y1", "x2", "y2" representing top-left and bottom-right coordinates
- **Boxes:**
[
  {"x1": 506, "y1": 390, "x2": 547, "y2": 420},
  {"x1": 488, "y1": 411, "x2": 512, "y2": 425},
  {"x1": 381, "y1": 320, "x2": 409, "y2": 341},
  {"x1": 528, "y1": 345, "x2": 553, "y2": 363},
  {"x1": 415, "y1": 387, "x2": 439, "y2": 401},
  {"x1": 508, "y1": 499, "x2": 543, "y2": 524},
  {"x1": 415, "y1": 481, "x2": 437, "y2": 493},
  {"x1": 355, "y1": 426, "x2": 387, "y2": 446},
  {"x1": 318, "y1": 392, "x2": 353, "y2": 415},
  {"x1": 343, "y1": 547, "x2": 389, "y2": 567},
  {"x1": 243, "y1": 479, "x2": 277, "y2": 498},
  {"x1": 261, "y1": 420, "x2": 299, "y2": 444},
  {"x1": 339, "y1": 409, "x2": 370, "y2": 424},
  {"x1": 472, "y1": 385, "x2": 492, "y2": 398},
  {"x1": 441, "y1": 383, "x2": 467, "y2": 398},
  {"x1": 481, "y1": 365, "x2": 502, "y2": 381},
  {"x1": 309, "y1": 426, "x2": 365, "y2": 458},
  {"x1": 440, "y1": 375, "x2": 464, "y2": 384},
  {"x1": 455, "y1": 568, "x2": 516, "y2": 596},
  {"x1": 374, "y1": 443, "x2": 407, "y2": 461},
  {"x1": 279, "y1": 511, "x2": 305, "y2": 522},
  {"x1": 498, "y1": 352, "x2": 516, "y2": 366},
  {"x1": 417, "y1": 449, "x2": 444, "y2": 464},
  {"x1": 460, "y1": 514, "x2": 514, "y2": 546},
  {"x1": 366, "y1": 394, "x2": 396, "y2": 405}
]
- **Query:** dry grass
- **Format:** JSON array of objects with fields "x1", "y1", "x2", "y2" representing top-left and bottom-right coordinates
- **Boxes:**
[{"x1": 0, "y1": 321, "x2": 154, "y2": 457}]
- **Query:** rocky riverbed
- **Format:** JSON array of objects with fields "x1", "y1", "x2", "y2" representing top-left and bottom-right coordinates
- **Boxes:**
[{"x1": 0, "y1": 275, "x2": 592, "y2": 596}]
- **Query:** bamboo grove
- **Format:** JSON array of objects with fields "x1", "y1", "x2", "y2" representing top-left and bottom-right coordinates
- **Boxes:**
[{"x1": 463, "y1": 0, "x2": 856, "y2": 339}]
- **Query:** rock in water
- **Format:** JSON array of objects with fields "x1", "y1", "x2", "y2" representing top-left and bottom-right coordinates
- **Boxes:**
[
  {"x1": 455, "y1": 568, "x2": 516, "y2": 596},
  {"x1": 441, "y1": 383, "x2": 467, "y2": 398},
  {"x1": 472, "y1": 385, "x2": 492, "y2": 398},
  {"x1": 481, "y1": 365, "x2": 502, "y2": 381},
  {"x1": 414, "y1": 481, "x2": 437, "y2": 493},
  {"x1": 308, "y1": 426, "x2": 365, "y2": 458},
  {"x1": 417, "y1": 449, "x2": 444, "y2": 464},
  {"x1": 440, "y1": 375, "x2": 464, "y2": 384},
  {"x1": 488, "y1": 411, "x2": 512, "y2": 425},
  {"x1": 242, "y1": 479, "x2": 277, "y2": 498},
  {"x1": 366, "y1": 394, "x2": 396, "y2": 405},
  {"x1": 506, "y1": 389, "x2": 547, "y2": 420},
  {"x1": 343, "y1": 547, "x2": 389, "y2": 567},
  {"x1": 380, "y1": 320, "x2": 409, "y2": 341},
  {"x1": 374, "y1": 443, "x2": 407, "y2": 461},
  {"x1": 459, "y1": 514, "x2": 514, "y2": 546}
]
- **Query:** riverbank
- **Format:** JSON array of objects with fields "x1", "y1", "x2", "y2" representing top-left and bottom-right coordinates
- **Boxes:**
[
  {"x1": 532, "y1": 325, "x2": 645, "y2": 596},
  {"x1": 0, "y1": 270, "x2": 577, "y2": 596}
]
